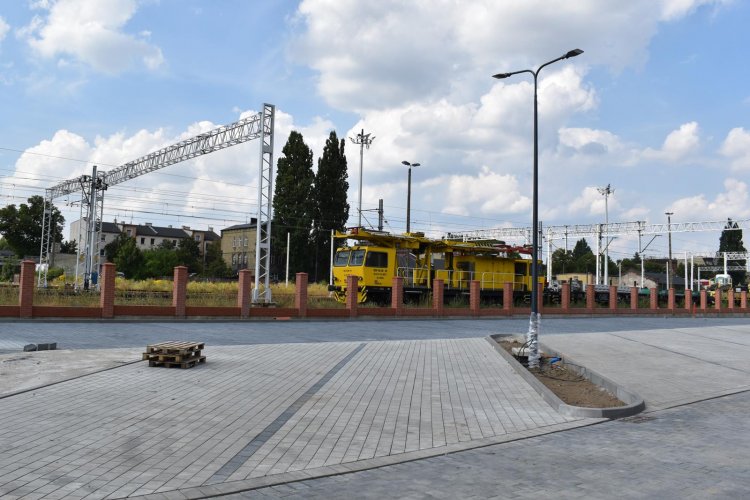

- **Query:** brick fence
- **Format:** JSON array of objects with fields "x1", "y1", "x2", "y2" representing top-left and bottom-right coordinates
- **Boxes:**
[{"x1": 4, "y1": 260, "x2": 749, "y2": 320}]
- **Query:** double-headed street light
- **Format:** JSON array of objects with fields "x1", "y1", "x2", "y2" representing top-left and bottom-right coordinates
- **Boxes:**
[
  {"x1": 493, "y1": 48, "x2": 583, "y2": 369},
  {"x1": 402, "y1": 161, "x2": 420, "y2": 233}
]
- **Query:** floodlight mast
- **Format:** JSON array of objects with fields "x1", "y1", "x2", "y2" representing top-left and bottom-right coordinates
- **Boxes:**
[{"x1": 39, "y1": 105, "x2": 276, "y2": 300}]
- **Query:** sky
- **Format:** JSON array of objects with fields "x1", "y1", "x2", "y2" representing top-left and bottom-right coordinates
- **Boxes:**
[{"x1": 1, "y1": 0, "x2": 750, "y2": 268}]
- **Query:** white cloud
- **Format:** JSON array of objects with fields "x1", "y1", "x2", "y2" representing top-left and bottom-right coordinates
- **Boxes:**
[
  {"x1": 642, "y1": 122, "x2": 701, "y2": 162},
  {"x1": 0, "y1": 16, "x2": 10, "y2": 44},
  {"x1": 12, "y1": 108, "x2": 334, "y2": 234},
  {"x1": 294, "y1": 0, "x2": 720, "y2": 113},
  {"x1": 720, "y1": 127, "x2": 750, "y2": 171},
  {"x1": 666, "y1": 178, "x2": 750, "y2": 220},
  {"x1": 21, "y1": 0, "x2": 164, "y2": 74},
  {"x1": 558, "y1": 127, "x2": 625, "y2": 157},
  {"x1": 568, "y1": 186, "x2": 619, "y2": 216},
  {"x1": 660, "y1": 0, "x2": 728, "y2": 20},
  {"x1": 436, "y1": 167, "x2": 531, "y2": 217}
]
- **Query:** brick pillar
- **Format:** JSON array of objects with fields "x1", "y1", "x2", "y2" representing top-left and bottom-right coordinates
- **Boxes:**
[
  {"x1": 649, "y1": 288, "x2": 657, "y2": 310},
  {"x1": 503, "y1": 282, "x2": 513, "y2": 312},
  {"x1": 346, "y1": 274, "x2": 359, "y2": 317},
  {"x1": 295, "y1": 272, "x2": 308, "y2": 317},
  {"x1": 714, "y1": 289, "x2": 722, "y2": 311},
  {"x1": 19, "y1": 260, "x2": 35, "y2": 318},
  {"x1": 727, "y1": 289, "x2": 735, "y2": 310},
  {"x1": 561, "y1": 281, "x2": 570, "y2": 311},
  {"x1": 609, "y1": 285, "x2": 617, "y2": 310},
  {"x1": 238, "y1": 269, "x2": 252, "y2": 318},
  {"x1": 700, "y1": 290, "x2": 707, "y2": 310},
  {"x1": 630, "y1": 286, "x2": 638, "y2": 310},
  {"x1": 433, "y1": 279, "x2": 444, "y2": 316},
  {"x1": 586, "y1": 284, "x2": 595, "y2": 310},
  {"x1": 742, "y1": 290, "x2": 747, "y2": 309},
  {"x1": 685, "y1": 290, "x2": 692, "y2": 311},
  {"x1": 173, "y1": 266, "x2": 188, "y2": 318},
  {"x1": 668, "y1": 288, "x2": 675, "y2": 311},
  {"x1": 100, "y1": 262, "x2": 116, "y2": 318},
  {"x1": 470, "y1": 280, "x2": 481, "y2": 315},
  {"x1": 537, "y1": 282, "x2": 544, "y2": 313},
  {"x1": 391, "y1": 276, "x2": 403, "y2": 314}
]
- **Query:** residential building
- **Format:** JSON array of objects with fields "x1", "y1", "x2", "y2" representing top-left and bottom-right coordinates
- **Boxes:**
[
  {"x1": 221, "y1": 220, "x2": 257, "y2": 275},
  {"x1": 69, "y1": 219, "x2": 220, "y2": 258}
]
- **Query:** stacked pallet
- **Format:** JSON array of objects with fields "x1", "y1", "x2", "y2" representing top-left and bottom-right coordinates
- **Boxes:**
[{"x1": 143, "y1": 341, "x2": 206, "y2": 369}]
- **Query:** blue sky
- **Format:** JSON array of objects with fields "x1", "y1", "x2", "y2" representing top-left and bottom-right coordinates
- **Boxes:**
[{"x1": 1, "y1": 0, "x2": 749, "y2": 265}]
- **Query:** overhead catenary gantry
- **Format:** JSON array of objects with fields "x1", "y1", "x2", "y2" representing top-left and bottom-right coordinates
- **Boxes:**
[
  {"x1": 39, "y1": 104, "x2": 276, "y2": 302},
  {"x1": 449, "y1": 218, "x2": 750, "y2": 285}
]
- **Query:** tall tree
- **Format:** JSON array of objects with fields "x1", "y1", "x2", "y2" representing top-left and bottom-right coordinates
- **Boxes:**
[
  {"x1": 114, "y1": 237, "x2": 145, "y2": 279},
  {"x1": 272, "y1": 131, "x2": 315, "y2": 276},
  {"x1": 718, "y1": 218, "x2": 747, "y2": 284},
  {"x1": 176, "y1": 237, "x2": 203, "y2": 274},
  {"x1": 203, "y1": 241, "x2": 231, "y2": 278},
  {"x1": 311, "y1": 131, "x2": 349, "y2": 282},
  {"x1": 0, "y1": 195, "x2": 64, "y2": 258}
]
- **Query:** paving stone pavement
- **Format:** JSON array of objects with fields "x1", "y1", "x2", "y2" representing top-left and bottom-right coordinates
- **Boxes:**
[
  {"x1": 2, "y1": 318, "x2": 749, "y2": 499},
  {"x1": 540, "y1": 325, "x2": 750, "y2": 411},
  {"x1": 229, "y1": 391, "x2": 750, "y2": 499},
  {"x1": 0, "y1": 339, "x2": 597, "y2": 499}
]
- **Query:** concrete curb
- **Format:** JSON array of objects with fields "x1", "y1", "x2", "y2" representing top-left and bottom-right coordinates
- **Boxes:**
[{"x1": 487, "y1": 334, "x2": 645, "y2": 419}]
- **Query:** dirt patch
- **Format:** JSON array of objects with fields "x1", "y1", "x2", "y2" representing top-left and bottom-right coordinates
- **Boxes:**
[{"x1": 499, "y1": 340, "x2": 624, "y2": 408}]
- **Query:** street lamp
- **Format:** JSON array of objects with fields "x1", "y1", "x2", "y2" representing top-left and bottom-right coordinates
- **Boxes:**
[
  {"x1": 665, "y1": 211, "x2": 673, "y2": 290},
  {"x1": 402, "y1": 161, "x2": 420, "y2": 233},
  {"x1": 493, "y1": 48, "x2": 584, "y2": 369}
]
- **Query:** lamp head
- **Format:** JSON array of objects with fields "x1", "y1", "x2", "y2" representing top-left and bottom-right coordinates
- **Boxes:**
[
  {"x1": 492, "y1": 73, "x2": 511, "y2": 79},
  {"x1": 565, "y1": 48, "x2": 584, "y2": 59},
  {"x1": 402, "y1": 161, "x2": 410, "y2": 166}
]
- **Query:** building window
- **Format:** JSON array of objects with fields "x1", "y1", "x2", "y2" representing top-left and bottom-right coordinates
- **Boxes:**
[
  {"x1": 140, "y1": 237, "x2": 145, "y2": 244},
  {"x1": 126, "y1": 229, "x2": 132, "y2": 236},
  {"x1": 244, "y1": 237, "x2": 248, "y2": 247}
]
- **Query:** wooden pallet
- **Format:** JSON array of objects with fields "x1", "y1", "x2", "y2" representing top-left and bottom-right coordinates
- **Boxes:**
[
  {"x1": 144, "y1": 341, "x2": 206, "y2": 369},
  {"x1": 145, "y1": 341, "x2": 205, "y2": 355},
  {"x1": 148, "y1": 355, "x2": 206, "y2": 369}
]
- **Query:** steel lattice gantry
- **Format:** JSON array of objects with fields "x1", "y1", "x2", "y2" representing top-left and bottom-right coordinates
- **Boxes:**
[
  {"x1": 448, "y1": 218, "x2": 750, "y2": 284},
  {"x1": 39, "y1": 104, "x2": 276, "y2": 302}
]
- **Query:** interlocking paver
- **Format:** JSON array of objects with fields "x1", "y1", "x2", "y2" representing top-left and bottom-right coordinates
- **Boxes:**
[{"x1": 1, "y1": 338, "x2": 585, "y2": 498}]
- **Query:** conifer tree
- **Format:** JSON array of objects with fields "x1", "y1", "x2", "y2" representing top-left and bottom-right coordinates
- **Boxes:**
[
  {"x1": 311, "y1": 131, "x2": 349, "y2": 282},
  {"x1": 272, "y1": 131, "x2": 315, "y2": 277}
]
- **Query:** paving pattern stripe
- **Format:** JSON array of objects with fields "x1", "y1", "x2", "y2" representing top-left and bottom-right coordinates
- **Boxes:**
[
  {"x1": 607, "y1": 331, "x2": 750, "y2": 374},
  {"x1": 206, "y1": 343, "x2": 367, "y2": 484}
]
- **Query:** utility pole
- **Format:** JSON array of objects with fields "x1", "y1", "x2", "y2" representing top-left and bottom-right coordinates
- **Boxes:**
[
  {"x1": 378, "y1": 199, "x2": 384, "y2": 231},
  {"x1": 597, "y1": 184, "x2": 614, "y2": 285},
  {"x1": 349, "y1": 129, "x2": 375, "y2": 228},
  {"x1": 665, "y1": 212, "x2": 674, "y2": 290}
]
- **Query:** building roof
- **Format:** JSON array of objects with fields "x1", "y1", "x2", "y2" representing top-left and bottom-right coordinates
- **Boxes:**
[
  {"x1": 203, "y1": 231, "x2": 220, "y2": 241},
  {"x1": 222, "y1": 219, "x2": 258, "y2": 233}
]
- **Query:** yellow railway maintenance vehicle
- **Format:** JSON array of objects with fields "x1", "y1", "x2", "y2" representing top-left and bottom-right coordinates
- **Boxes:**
[{"x1": 329, "y1": 228, "x2": 543, "y2": 305}]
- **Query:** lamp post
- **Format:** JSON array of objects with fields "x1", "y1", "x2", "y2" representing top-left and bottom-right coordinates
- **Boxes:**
[
  {"x1": 665, "y1": 211, "x2": 673, "y2": 290},
  {"x1": 402, "y1": 161, "x2": 420, "y2": 233},
  {"x1": 493, "y1": 48, "x2": 583, "y2": 369}
]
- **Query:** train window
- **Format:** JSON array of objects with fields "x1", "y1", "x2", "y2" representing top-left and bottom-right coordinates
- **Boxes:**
[
  {"x1": 350, "y1": 249, "x2": 366, "y2": 266},
  {"x1": 365, "y1": 251, "x2": 388, "y2": 268},
  {"x1": 514, "y1": 262, "x2": 528, "y2": 276},
  {"x1": 334, "y1": 251, "x2": 350, "y2": 266}
]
